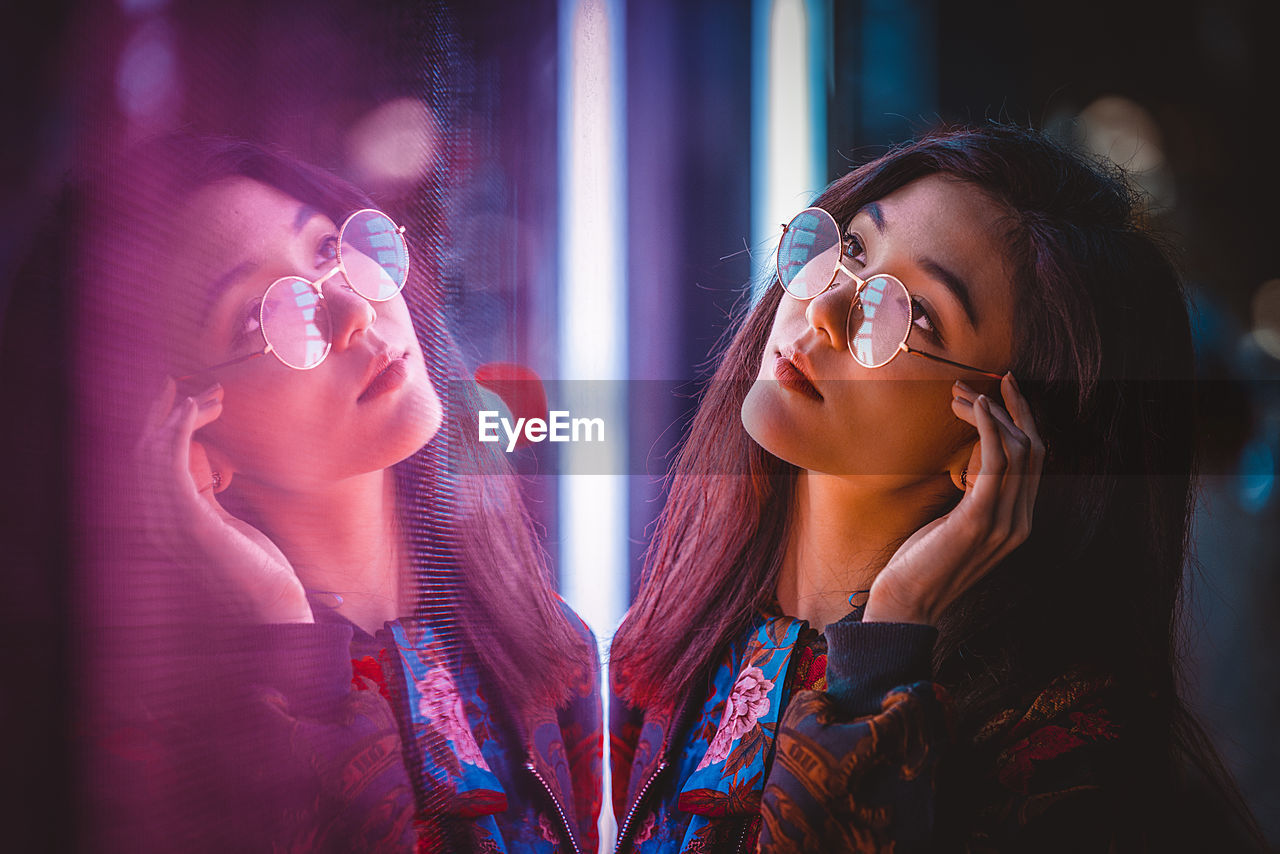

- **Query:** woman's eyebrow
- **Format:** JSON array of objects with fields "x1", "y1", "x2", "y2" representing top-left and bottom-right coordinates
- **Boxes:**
[
  {"x1": 855, "y1": 200, "x2": 980, "y2": 330},
  {"x1": 293, "y1": 204, "x2": 322, "y2": 232},
  {"x1": 917, "y1": 257, "x2": 980, "y2": 330},
  {"x1": 854, "y1": 202, "x2": 887, "y2": 233},
  {"x1": 201, "y1": 259, "x2": 259, "y2": 316},
  {"x1": 200, "y1": 207, "x2": 323, "y2": 314}
]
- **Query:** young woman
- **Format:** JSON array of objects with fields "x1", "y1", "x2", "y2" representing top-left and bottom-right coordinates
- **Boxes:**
[
  {"x1": 80, "y1": 136, "x2": 600, "y2": 853},
  {"x1": 609, "y1": 124, "x2": 1262, "y2": 852}
]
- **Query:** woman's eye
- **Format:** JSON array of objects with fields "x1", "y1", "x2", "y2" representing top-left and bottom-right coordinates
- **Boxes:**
[
  {"x1": 842, "y1": 231, "x2": 867, "y2": 265},
  {"x1": 235, "y1": 298, "x2": 263, "y2": 344},
  {"x1": 910, "y1": 297, "x2": 940, "y2": 340},
  {"x1": 317, "y1": 234, "x2": 340, "y2": 264}
]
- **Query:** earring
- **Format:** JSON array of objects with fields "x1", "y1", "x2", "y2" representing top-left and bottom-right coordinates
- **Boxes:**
[
  {"x1": 846, "y1": 589, "x2": 872, "y2": 608},
  {"x1": 960, "y1": 466, "x2": 968, "y2": 490},
  {"x1": 211, "y1": 470, "x2": 223, "y2": 492}
]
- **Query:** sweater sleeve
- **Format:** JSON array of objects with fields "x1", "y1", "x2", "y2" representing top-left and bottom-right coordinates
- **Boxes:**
[
  {"x1": 959, "y1": 670, "x2": 1137, "y2": 853},
  {"x1": 238, "y1": 623, "x2": 419, "y2": 853},
  {"x1": 102, "y1": 621, "x2": 418, "y2": 853},
  {"x1": 758, "y1": 620, "x2": 949, "y2": 853},
  {"x1": 761, "y1": 620, "x2": 1158, "y2": 853}
]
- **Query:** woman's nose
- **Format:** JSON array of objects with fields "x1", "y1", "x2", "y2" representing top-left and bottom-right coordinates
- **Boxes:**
[
  {"x1": 323, "y1": 276, "x2": 377, "y2": 351},
  {"x1": 804, "y1": 278, "x2": 856, "y2": 352}
]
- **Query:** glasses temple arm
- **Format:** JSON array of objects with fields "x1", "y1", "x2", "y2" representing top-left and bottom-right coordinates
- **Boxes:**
[
  {"x1": 902, "y1": 345, "x2": 1005, "y2": 379},
  {"x1": 176, "y1": 348, "x2": 270, "y2": 382}
]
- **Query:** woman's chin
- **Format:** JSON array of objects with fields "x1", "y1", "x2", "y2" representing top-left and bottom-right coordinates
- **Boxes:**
[
  {"x1": 392, "y1": 379, "x2": 443, "y2": 461},
  {"x1": 742, "y1": 382, "x2": 805, "y2": 463},
  {"x1": 741, "y1": 383, "x2": 853, "y2": 475},
  {"x1": 741, "y1": 391, "x2": 801, "y2": 471}
]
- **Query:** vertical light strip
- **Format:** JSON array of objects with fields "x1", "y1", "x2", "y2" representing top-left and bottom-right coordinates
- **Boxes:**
[
  {"x1": 752, "y1": 0, "x2": 828, "y2": 300},
  {"x1": 559, "y1": 1, "x2": 625, "y2": 848}
]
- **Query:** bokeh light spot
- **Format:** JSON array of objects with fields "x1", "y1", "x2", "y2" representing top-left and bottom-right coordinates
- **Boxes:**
[
  {"x1": 115, "y1": 20, "x2": 180, "y2": 124},
  {"x1": 345, "y1": 98, "x2": 435, "y2": 189},
  {"x1": 1249, "y1": 278, "x2": 1280, "y2": 360}
]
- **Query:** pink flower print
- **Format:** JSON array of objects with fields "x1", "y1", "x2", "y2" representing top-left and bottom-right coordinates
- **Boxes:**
[
  {"x1": 416, "y1": 667, "x2": 489, "y2": 769},
  {"x1": 696, "y1": 665, "x2": 774, "y2": 770}
]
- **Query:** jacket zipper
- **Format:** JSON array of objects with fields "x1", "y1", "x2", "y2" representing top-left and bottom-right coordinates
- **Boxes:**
[
  {"x1": 614, "y1": 759, "x2": 669, "y2": 852},
  {"x1": 525, "y1": 761, "x2": 582, "y2": 854}
]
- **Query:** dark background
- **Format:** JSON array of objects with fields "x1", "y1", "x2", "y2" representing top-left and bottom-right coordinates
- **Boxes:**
[{"x1": 3, "y1": 0, "x2": 1277, "y2": 848}]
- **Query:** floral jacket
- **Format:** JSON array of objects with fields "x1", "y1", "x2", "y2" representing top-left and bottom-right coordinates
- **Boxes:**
[
  {"x1": 365, "y1": 611, "x2": 603, "y2": 854},
  {"x1": 95, "y1": 601, "x2": 601, "y2": 854},
  {"x1": 609, "y1": 606, "x2": 1139, "y2": 853}
]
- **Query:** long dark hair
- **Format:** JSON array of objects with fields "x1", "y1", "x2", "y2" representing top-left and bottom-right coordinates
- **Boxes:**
[
  {"x1": 611, "y1": 123, "x2": 1260, "y2": 841},
  {"x1": 85, "y1": 133, "x2": 592, "y2": 722}
]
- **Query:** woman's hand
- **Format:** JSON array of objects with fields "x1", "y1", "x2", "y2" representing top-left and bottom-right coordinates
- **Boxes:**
[
  {"x1": 862, "y1": 372, "x2": 1045, "y2": 626},
  {"x1": 135, "y1": 378, "x2": 313, "y2": 624}
]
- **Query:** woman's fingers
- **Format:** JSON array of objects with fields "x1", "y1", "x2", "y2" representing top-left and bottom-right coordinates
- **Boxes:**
[
  {"x1": 951, "y1": 392, "x2": 1005, "y2": 541},
  {"x1": 954, "y1": 380, "x2": 1020, "y2": 436},
  {"x1": 191, "y1": 383, "x2": 224, "y2": 430},
  {"x1": 999, "y1": 372, "x2": 1046, "y2": 531},
  {"x1": 952, "y1": 388, "x2": 1030, "y2": 548},
  {"x1": 170, "y1": 397, "x2": 198, "y2": 481},
  {"x1": 163, "y1": 386, "x2": 222, "y2": 485},
  {"x1": 142, "y1": 376, "x2": 178, "y2": 436},
  {"x1": 873, "y1": 376, "x2": 1044, "y2": 625},
  {"x1": 189, "y1": 438, "x2": 215, "y2": 495},
  {"x1": 982, "y1": 391, "x2": 1031, "y2": 535}
]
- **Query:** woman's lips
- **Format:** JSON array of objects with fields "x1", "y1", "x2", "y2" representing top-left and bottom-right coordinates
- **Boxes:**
[
  {"x1": 773, "y1": 353, "x2": 822, "y2": 400},
  {"x1": 358, "y1": 354, "x2": 409, "y2": 402}
]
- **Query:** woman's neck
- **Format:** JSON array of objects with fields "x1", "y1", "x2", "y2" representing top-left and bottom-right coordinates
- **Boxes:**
[
  {"x1": 775, "y1": 471, "x2": 941, "y2": 631},
  {"x1": 226, "y1": 469, "x2": 404, "y2": 634}
]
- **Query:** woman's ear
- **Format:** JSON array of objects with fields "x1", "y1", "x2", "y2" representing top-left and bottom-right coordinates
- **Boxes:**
[
  {"x1": 949, "y1": 441, "x2": 979, "y2": 492},
  {"x1": 192, "y1": 437, "x2": 235, "y2": 494}
]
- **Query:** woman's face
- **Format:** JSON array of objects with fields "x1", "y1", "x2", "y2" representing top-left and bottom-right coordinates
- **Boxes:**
[
  {"x1": 742, "y1": 174, "x2": 1016, "y2": 482},
  {"x1": 170, "y1": 177, "x2": 441, "y2": 490}
]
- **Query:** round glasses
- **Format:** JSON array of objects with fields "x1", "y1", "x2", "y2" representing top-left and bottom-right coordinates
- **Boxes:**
[
  {"x1": 189, "y1": 208, "x2": 410, "y2": 375},
  {"x1": 777, "y1": 206, "x2": 1003, "y2": 378}
]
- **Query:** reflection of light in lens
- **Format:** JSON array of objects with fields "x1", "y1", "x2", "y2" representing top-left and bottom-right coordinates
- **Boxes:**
[
  {"x1": 345, "y1": 98, "x2": 435, "y2": 188},
  {"x1": 1250, "y1": 279, "x2": 1280, "y2": 360},
  {"x1": 116, "y1": 20, "x2": 181, "y2": 124}
]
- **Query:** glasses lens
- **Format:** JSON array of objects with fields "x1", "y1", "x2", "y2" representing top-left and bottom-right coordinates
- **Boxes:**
[
  {"x1": 847, "y1": 275, "x2": 911, "y2": 368},
  {"x1": 340, "y1": 210, "x2": 408, "y2": 301},
  {"x1": 777, "y1": 208, "x2": 842, "y2": 299},
  {"x1": 261, "y1": 277, "x2": 332, "y2": 369}
]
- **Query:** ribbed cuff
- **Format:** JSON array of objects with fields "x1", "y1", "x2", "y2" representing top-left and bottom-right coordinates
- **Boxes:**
[{"x1": 824, "y1": 618, "x2": 938, "y2": 718}]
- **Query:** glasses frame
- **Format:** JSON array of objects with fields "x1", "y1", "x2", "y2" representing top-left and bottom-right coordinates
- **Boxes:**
[
  {"x1": 180, "y1": 208, "x2": 409, "y2": 378},
  {"x1": 778, "y1": 207, "x2": 1004, "y2": 380}
]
